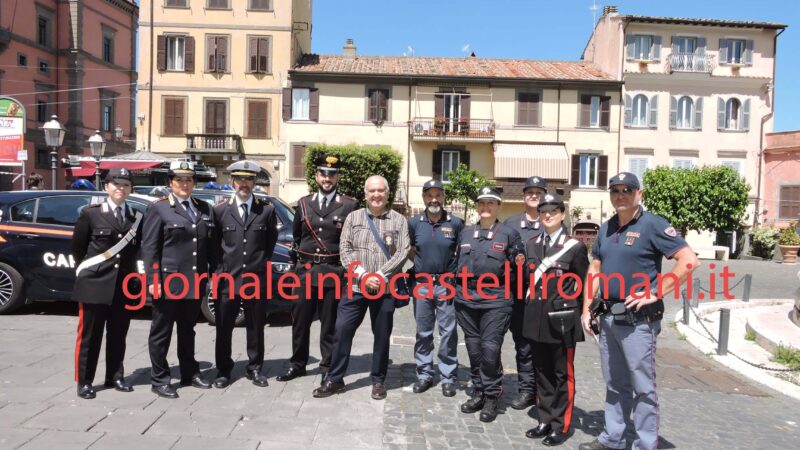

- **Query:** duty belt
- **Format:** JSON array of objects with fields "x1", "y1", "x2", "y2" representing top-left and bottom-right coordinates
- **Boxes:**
[
  {"x1": 298, "y1": 251, "x2": 340, "y2": 264},
  {"x1": 463, "y1": 279, "x2": 505, "y2": 290}
]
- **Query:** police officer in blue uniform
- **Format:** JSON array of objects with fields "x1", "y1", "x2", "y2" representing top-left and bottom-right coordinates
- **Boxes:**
[
  {"x1": 503, "y1": 175, "x2": 547, "y2": 410},
  {"x1": 523, "y1": 193, "x2": 588, "y2": 446},
  {"x1": 579, "y1": 173, "x2": 697, "y2": 450},
  {"x1": 455, "y1": 186, "x2": 526, "y2": 423},
  {"x1": 408, "y1": 179, "x2": 464, "y2": 397},
  {"x1": 143, "y1": 161, "x2": 217, "y2": 399},
  {"x1": 212, "y1": 160, "x2": 278, "y2": 388},
  {"x1": 72, "y1": 168, "x2": 142, "y2": 399}
]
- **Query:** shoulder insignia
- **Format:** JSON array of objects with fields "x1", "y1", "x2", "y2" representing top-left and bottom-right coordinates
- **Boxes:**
[
  {"x1": 191, "y1": 197, "x2": 200, "y2": 206},
  {"x1": 86, "y1": 203, "x2": 102, "y2": 208},
  {"x1": 254, "y1": 197, "x2": 261, "y2": 204},
  {"x1": 215, "y1": 199, "x2": 227, "y2": 206},
  {"x1": 664, "y1": 226, "x2": 677, "y2": 237}
]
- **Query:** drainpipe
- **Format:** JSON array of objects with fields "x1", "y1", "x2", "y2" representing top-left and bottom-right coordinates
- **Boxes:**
[
  {"x1": 147, "y1": 0, "x2": 154, "y2": 151},
  {"x1": 406, "y1": 81, "x2": 412, "y2": 211},
  {"x1": 556, "y1": 83, "x2": 561, "y2": 143},
  {"x1": 617, "y1": 21, "x2": 628, "y2": 175}
]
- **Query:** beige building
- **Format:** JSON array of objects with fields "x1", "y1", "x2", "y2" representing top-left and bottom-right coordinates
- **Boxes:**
[
  {"x1": 136, "y1": 0, "x2": 311, "y2": 184},
  {"x1": 280, "y1": 45, "x2": 622, "y2": 221}
]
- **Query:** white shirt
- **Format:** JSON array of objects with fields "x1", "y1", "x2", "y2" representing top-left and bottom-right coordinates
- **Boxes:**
[
  {"x1": 544, "y1": 228, "x2": 562, "y2": 249},
  {"x1": 173, "y1": 194, "x2": 196, "y2": 216},
  {"x1": 235, "y1": 195, "x2": 254, "y2": 219},
  {"x1": 318, "y1": 190, "x2": 336, "y2": 209},
  {"x1": 106, "y1": 198, "x2": 126, "y2": 220}
]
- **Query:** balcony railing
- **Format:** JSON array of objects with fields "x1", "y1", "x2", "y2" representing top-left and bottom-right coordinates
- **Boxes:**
[
  {"x1": 670, "y1": 53, "x2": 715, "y2": 73},
  {"x1": 185, "y1": 134, "x2": 242, "y2": 154},
  {"x1": 409, "y1": 117, "x2": 495, "y2": 141}
]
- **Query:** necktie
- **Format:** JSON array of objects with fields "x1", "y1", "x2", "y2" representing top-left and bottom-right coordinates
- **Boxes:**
[
  {"x1": 182, "y1": 200, "x2": 197, "y2": 223},
  {"x1": 545, "y1": 235, "x2": 551, "y2": 252},
  {"x1": 241, "y1": 203, "x2": 249, "y2": 222},
  {"x1": 321, "y1": 195, "x2": 328, "y2": 209},
  {"x1": 116, "y1": 206, "x2": 124, "y2": 226}
]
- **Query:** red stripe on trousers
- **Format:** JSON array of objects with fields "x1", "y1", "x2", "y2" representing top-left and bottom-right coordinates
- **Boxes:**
[
  {"x1": 74, "y1": 303, "x2": 84, "y2": 383},
  {"x1": 562, "y1": 346, "x2": 576, "y2": 433}
]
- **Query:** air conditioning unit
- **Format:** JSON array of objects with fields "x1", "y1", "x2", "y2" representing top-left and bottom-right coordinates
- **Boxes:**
[{"x1": 413, "y1": 122, "x2": 430, "y2": 134}]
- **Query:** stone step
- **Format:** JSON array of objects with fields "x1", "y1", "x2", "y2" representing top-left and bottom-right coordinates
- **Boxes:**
[{"x1": 746, "y1": 303, "x2": 800, "y2": 354}]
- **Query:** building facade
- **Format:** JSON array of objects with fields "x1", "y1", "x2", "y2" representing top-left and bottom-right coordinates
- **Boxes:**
[
  {"x1": 136, "y1": 0, "x2": 311, "y2": 186},
  {"x1": 764, "y1": 131, "x2": 800, "y2": 227},
  {"x1": 0, "y1": 0, "x2": 138, "y2": 190},
  {"x1": 280, "y1": 45, "x2": 622, "y2": 220}
]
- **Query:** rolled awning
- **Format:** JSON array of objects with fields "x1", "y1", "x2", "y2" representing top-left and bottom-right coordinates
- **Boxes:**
[{"x1": 493, "y1": 143, "x2": 569, "y2": 180}]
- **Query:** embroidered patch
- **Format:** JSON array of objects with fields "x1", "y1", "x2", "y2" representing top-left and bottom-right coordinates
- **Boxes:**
[
  {"x1": 515, "y1": 253, "x2": 526, "y2": 265},
  {"x1": 491, "y1": 242, "x2": 506, "y2": 252},
  {"x1": 664, "y1": 227, "x2": 677, "y2": 237},
  {"x1": 441, "y1": 226, "x2": 453, "y2": 233},
  {"x1": 460, "y1": 243, "x2": 471, "y2": 248},
  {"x1": 626, "y1": 231, "x2": 640, "y2": 238},
  {"x1": 625, "y1": 237, "x2": 636, "y2": 246}
]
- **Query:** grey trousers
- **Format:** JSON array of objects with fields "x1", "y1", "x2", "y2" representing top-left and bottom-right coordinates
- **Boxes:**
[{"x1": 413, "y1": 284, "x2": 459, "y2": 384}]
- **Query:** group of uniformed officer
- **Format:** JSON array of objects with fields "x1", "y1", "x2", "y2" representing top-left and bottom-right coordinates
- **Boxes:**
[{"x1": 71, "y1": 160, "x2": 695, "y2": 448}]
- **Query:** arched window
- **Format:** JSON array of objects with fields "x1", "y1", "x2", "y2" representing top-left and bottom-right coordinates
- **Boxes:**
[
  {"x1": 631, "y1": 94, "x2": 649, "y2": 127},
  {"x1": 725, "y1": 98, "x2": 741, "y2": 130},
  {"x1": 676, "y1": 96, "x2": 694, "y2": 129}
]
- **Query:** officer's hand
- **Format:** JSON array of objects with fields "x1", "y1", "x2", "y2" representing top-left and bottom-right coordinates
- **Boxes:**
[
  {"x1": 624, "y1": 292, "x2": 658, "y2": 311},
  {"x1": 148, "y1": 284, "x2": 157, "y2": 297},
  {"x1": 581, "y1": 311, "x2": 594, "y2": 336}
]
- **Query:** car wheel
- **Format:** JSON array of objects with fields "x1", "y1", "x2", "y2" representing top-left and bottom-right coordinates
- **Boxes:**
[
  {"x1": 201, "y1": 294, "x2": 246, "y2": 327},
  {"x1": 0, "y1": 263, "x2": 25, "y2": 314}
]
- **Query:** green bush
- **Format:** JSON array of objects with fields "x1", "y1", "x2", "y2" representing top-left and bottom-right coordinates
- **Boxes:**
[
  {"x1": 750, "y1": 225, "x2": 779, "y2": 259},
  {"x1": 778, "y1": 221, "x2": 800, "y2": 246},
  {"x1": 304, "y1": 144, "x2": 403, "y2": 207}
]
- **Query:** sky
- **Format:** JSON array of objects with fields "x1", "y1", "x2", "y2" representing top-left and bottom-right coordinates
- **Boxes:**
[{"x1": 311, "y1": 0, "x2": 799, "y2": 131}]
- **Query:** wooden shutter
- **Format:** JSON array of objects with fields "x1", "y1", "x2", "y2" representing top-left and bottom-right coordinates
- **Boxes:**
[
  {"x1": 652, "y1": 36, "x2": 661, "y2": 60},
  {"x1": 368, "y1": 89, "x2": 388, "y2": 122},
  {"x1": 570, "y1": 154, "x2": 580, "y2": 186},
  {"x1": 598, "y1": 155, "x2": 609, "y2": 188},
  {"x1": 157, "y1": 35, "x2": 166, "y2": 71},
  {"x1": 696, "y1": 37, "x2": 707, "y2": 56},
  {"x1": 744, "y1": 40, "x2": 754, "y2": 65},
  {"x1": 717, "y1": 97, "x2": 726, "y2": 130},
  {"x1": 459, "y1": 150, "x2": 470, "y2": 169},
  {"x1": 258, "y1": 37, "x2": 269, "y2": 73},
  {"x1": 461, "y1": 95, "x2": 471, "y2": 119},
  {"x1": 625, "y1": 35, "x2": 635, "y2": 60},
  {"x1": 184, "y1": 36, "x2": 195, "y2": 72},
  {"x1": 434, "y1": 94, "x2": 444, "y2": 118},
  {"x1": 291, "y1": 144, "x2": 306, "y2": 179},
  {"x1": 206, "y1": 35, "x2": 216, "y2": 71},
  {"x1": 669, "y1": 96, "x2": 677, "y2": 128},
  {"x1": 205, "y1": 101, "x2": 226, "y2": 134},
  {"x1": 719, "y1": 39, "x2": 729, "y2": 64},
  {"x1": 247, "y1": 100, "x2": 268, "y2": 138},
  {"x1": 164, "y1": 98, "x2": 185, "y2": 135},
  {"x1": 600, "y1": 96, "x2": 611, "y2": 128},
  {"x1": 624, "y1": 94, "x2": 632, "y2": 126},
  {"x1": 649, "y1": 95, "x2": 658, "y2": 128},
  {"x1": 432, "y1": 149, "x2": 443, "y2": 178},
  {"x1": 579, "y1": 95, "x2": 590, "y2": 127},
  {"x1": 216, "y1": 36, "x2": 228, "y2": 72},
  {"x1": 282, "y1": 88, "x2": 292, "y2": 121},
  {"x1": 248, "y1": 37, "x2": 258, "y2": 73},
  {"x1": 694, "y1": 97, "x2": 703, "y2": 130},
  {"x1": 518, "y1": 92, "x2": 539, "y2": 126},
  {"x1": 309, "y1": 88, "x2": 320, "y2": 122},
  {"x1": 742, "y1": 98, "x2": 751, "y2": 130}
]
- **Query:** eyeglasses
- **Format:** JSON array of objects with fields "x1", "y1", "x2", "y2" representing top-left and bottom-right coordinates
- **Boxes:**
[{"x1": 609, "y1": 187, "x2": 634, "y2": 196}]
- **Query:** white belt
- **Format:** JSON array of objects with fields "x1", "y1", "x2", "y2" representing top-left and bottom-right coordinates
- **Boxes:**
[
  {"x1": 526, "y1": 238, "x2": 580, "y2": 299},
  {"x1": 75, "y1": 211, "x2": 143, "y2": 277}
]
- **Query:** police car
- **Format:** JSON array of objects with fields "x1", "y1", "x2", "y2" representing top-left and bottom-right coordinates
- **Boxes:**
[{"x1": 0, "y1": 190, "x2": 293, "y2": 326}]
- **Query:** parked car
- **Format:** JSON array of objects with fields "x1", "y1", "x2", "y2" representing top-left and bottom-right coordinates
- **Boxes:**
[{"x1": 0, "y1": 191, "x2": 294, "y2": 326}]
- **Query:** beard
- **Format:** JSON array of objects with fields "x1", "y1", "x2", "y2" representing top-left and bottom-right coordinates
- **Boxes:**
[
  {"x1": 319, "y1": 184, "x2": 336, "y2": 195},
  {"x1": 426, "y1": 204, "x2": 442, "y2": 214}
]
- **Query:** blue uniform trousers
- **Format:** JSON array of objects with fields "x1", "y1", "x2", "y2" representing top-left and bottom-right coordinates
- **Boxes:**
[
  {"x1": 509, "y1": 298, "x2": 536, "y2": 394},
  {"x1": 455, "y1": 300, "x2": 512, "y2": 397},
  {"x1": 413, "y1": 284, "x2": 458, "y2": 384}
]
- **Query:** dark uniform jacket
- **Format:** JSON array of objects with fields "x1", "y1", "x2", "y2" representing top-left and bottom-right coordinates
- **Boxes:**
[
  {"x1": 503, "y1": 212, "x2": 544, "y2": 244},
  {"x1": 523, "y1": 227, "x2": 589, "y2": 345},
  {"x1": 142, "y1": 194, "x2": 217, "y2": 299},
  {"x1": 213, "y1": 195, "x2": 278, "y2": 300},
  {"x1": 292, "y1": 192, "x2": 358, "y2": 287},
  {"x1": 71, "y1": 201, "x2": 143, "y2": 305}
]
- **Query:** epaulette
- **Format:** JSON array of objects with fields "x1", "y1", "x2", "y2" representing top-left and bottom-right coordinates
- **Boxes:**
[
  {"x1": 215, "y1": 199, "x2": 228, "y2": 206},
  {"x1": 86, "y1": 203, "x2": 102, "y2": 208},
  {"x1": 156, "y1": 197, "x2": 169, "y2": 203}
]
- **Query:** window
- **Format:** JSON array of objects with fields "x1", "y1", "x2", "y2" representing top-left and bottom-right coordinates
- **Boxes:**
[
  {"x1": 37, "y1": 15, "x2": 50, "y2": 47},
  {"x1": 725, "y1": 98, "x2": 740, "y2": 129},
  {"x1": 720, "y1": 160, "x2": 744, "y2": 177},
  {"x1": 37, "y1": 197, "x2": 91, "y2": 226},
  {"x1": 720, "y1": 38, "x2": 753, "y2": 65},
  {"x1": 246, "y1": 99, "x2": 270, "y2": 139},
  {"x1": 100, "y1": 91, "x2": 116, "y2": 132},
  {"x1": 163, "y1": 97, "x2": 186, "y2": 136},
  {"x1": 432, "y1": 148, "x2": 469, "y2": 180},
  {"x1": 103, "y1": 36, "x2": 114, "y2": 63},
  {"x1": 718, "y1": 97, "x2": 750, "y2": 131},
  {"x1": 631, "y1": 94, "x2": 648, "y2": 127},
  {"x1": 367, "y1": 88, "x2": 389, "y2": 123},
  {"x1": 579, "y1": 155, "x2": 598, "y2": 187},
  {"x1": 676, "y1": 96, "x2": 694, "y2": 129},
  {"x1": 580, "y1": 94, "x2": 610, "y2": 128},
  {"x1": 18, "y1": 53, "x2": 27, "y2": 67},
  {"x1": 204, "y1": 100, "x2": 227, "y2": 134},
  {"x1": 291, "y1": 88, "x2": 310, "y2": 120},
  {"x1": 441, "y1": 151, "x2": 460, "y2": 182},
  {"x1": 779, "y1": 186, "x2": 800, "y2": 220},
  {"x1": 517, "y1": 92, "x2": 540, "y2": 126},
  {"x1": 672, "y1": 159, "x2": 694, "y2": 169},
  {"x1": 206, "y1": 35, "x2": 229, "y2": 72},
  {"x1": 632, "y1": 35, "x2": 651, "y2": 60},
  {"x1": 434, "y1": 90, "x2": 471, "y2": 133},
  {"x1": 36, "y1": 99, "x2": 48, "y2": 122},
  {"x1": 248, "y1": 36, "x2": 271, "y2": 73},
  {"x1": 628, "y1": 157, "x2": 649, "y2": 182},
  {"x1": 207, "y1": 0, "x2": 230, "y2": 9},
  {"x1": 626, "y1": 34, "x2": 661, "y2": 61},
  {"x1": 11, "y1": 199, "x2": 37, "y2": 223},
  {"x1": 165, "y1": 0, "x2": 187, "y2": 6},
  {"x1": 674, "y1": 36, "x2": 697, "y2": 54},
  {"x1": 36, "y1": 148, "x2": 49, "y2": 169},
  {"x1": 291, "y1": 144, "x2": 307, "y2": 179},
  {"x1": 38, "y1": 60, "x2": 49, "y2": 75},
  {"x1": 102, "y1": 105, "x2": 113, "y2": 131},
  {"x1": 166, "y1": 36, "x2": 185, "y2": 71},
  {"x1": 624, "y1": 94, "x2": 657, "y2": 128},
  {"x1": 249, "y1": 0, "x2": 272, "y2": 10}
]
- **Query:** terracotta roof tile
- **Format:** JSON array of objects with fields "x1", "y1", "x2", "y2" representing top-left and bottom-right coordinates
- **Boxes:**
[{"x1": 622, "y1": 15, "x2": 786, "y2": 29}]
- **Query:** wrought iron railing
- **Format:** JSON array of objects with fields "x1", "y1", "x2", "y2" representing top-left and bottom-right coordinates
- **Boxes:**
[{"x1": 409, "y1": 117, "x2": 495, "y2": 139}]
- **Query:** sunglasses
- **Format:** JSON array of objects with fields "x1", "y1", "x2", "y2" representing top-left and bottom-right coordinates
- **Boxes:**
[{"x1": 609, "y1": 187, "x2": 634, "y2": 195}]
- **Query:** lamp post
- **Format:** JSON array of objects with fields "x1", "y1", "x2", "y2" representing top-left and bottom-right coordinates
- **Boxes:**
[
  {"x1": 41, "y1": 115, "x2": 66, "y2": 190},
  {"x1": 87, "y1": 130, "x2": 106, "y2": 187},
  {"x1": 114, "y1": 126, "x2": 123, "y2": 141}
]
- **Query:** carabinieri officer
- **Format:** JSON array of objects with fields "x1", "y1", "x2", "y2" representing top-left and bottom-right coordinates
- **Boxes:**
[
  {"x1": 502, "y1": 175, "x2": 547, "y2": 410},
  {"x1": 143, "y1": 160, "x2": 217, "y2": 399},
  {"x1": 72, "y1": 168, "x2": 142, "y2": 399},
  {"x1": 455, "y1": 186, "x2": 526, "y2": 423},
  {"x1": 523, "y1": 193, "x2": 588, "y2": 446},
  {"x1": 212, "y1": 160, "x2": 278, "y2": 388}
]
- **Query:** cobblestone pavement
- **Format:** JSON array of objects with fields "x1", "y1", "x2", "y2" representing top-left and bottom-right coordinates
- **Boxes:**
[{"x1": 0, "y1": 260, "x2": 798, "y2": 449}]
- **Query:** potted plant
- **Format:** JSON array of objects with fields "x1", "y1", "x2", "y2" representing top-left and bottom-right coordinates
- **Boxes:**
[{"x1": 778, "y1": 221, "x2": 800, "y2": 264}]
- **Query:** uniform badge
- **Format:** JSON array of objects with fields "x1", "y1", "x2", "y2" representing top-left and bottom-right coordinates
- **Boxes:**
[
  {"x1": 664, "y1": 227, "x2": 677, "y2": 237},
  {"x1": 515, "y1": 253, "x2": 526, "y2": 265},
  {"x1": 491, "y1": 242, "x2": 506, "y2": 252},
  {"x1": 619, "y1": 173, "x2": 627, "y2": 180},
  {"x1": 625, "y1": 237, "x2": 635, "y2": 246},
  {"x1": 441, "y1": 226, "x2": 454, "y2": 239}
]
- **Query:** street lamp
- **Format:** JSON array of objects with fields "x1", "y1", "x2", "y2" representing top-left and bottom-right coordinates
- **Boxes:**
[
  {"x1": 41, "y1": 115, "x2": 66, "y2": 190},
  {"x1": 87, "y1": 130, "x2": 106, "y2": 188},
  {"x1": 114, "y1": 126, "x2": 123, "y2": 141}
]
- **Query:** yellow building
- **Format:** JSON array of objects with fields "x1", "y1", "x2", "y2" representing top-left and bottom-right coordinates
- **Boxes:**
[
  {"x1": 280, "y1": 43, "x2": 622, "y2": 221},
  {"x1": 136, "y1": 0, "x2": 311, "y2": 183}
]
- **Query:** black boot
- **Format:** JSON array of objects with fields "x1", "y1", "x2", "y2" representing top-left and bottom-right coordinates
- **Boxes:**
[
  {"x1": 460, "y1": 392, "x2": 485, "y2": 413},
  {"x1": 479, "y1": 396, "x2": 499, "y2": 422}
]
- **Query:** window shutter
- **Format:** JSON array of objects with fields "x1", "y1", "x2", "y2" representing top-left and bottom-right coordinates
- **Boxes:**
[
  {"x1": 461, "y1": 95, "x2": 471, "y2": 119},
  {"x1": 216, "y1": 36, "x2": 228, "y2": 72},
  {"x1": 247, "y1": 101, "x2": 268, "y2": 138},
  {"x1": 532, "y1": 93, "x2": 540, "y2": 126},
  {"x1": 205, "y1": 101, "x2": 215, "y2": 133},
  {"x1": 598, "y1": 155, "x2": 609, "y2": 188},
  {"x1": 164, "y1": 99, "x2": 176, "y2": 135},
  {"x1": 579, "y1": 95, "x2": 590, "y2": 127},
  {"x1": 378, "y1": 89, "x2": 388, "y2": 122},
  {"x1": 282, "y1": 87, "x2": 292, "y2": 121},
  {"x1": 652, "y1": 36, "x2": 661, "y2": 60},
  {"x1": 624, "y1": 93, "x2": 632, "y2": 126},
  {"x1": 669, "y1": 96, "x2": 677, "y2": 128},
  {"x1": 207, "y1": 35, "x2": 216, "y2": 71},
  {"x1": 259, "y1": 37, "x2": 270, "y2": 73},
  {"x1": 744, "y1": 40, "x2": 754, "y2": 65},
  {"x1": 157, "y1": 35, "x2": 166, "y2": 71},
  {"x1": 694, "y1": 97, "x2": 703, "y2": 130},
  {"x1": 434, "y1": 94, "x2": 444, "y2": 118},
  {"x1": 291, "y1": 144, "x2": 306, "y2": 179},
  {"x1": 742, "y1": 98, "x2": 751, "y2": 130},
  {"x1": 248, "y1": 37, "x2": 258, "y2": 73},
  {"x1": 649, "y1": 95, "x2": 658, "y2": 128},
  {"x1": 309, "y1": 88, "x2": 320, "y2": 122},
  {"x1": 432, "y1": 149, "x2": 443, "y2": 178},
  {"x1": 367, "y1": 89, "x2": 377, "y2": 121},
  {"x1": 600, "y1": 96, "x2": 610, "y2": 128},
  {"x1": 717, "y1": 97, "x2": 726, "y2": 130},
  {"x1": 184, "y1": 36, "x2": 195, "y2": 72},
  {"x1": 460, "y1": 150, "x2": 470, "y2": 168},
  {"x1": 570, "y1": 154, "x2": 580, "y2": 186},
  {"x1": 671, "y1": 36, "x2": 678, "y2": 55},
  {"x1": 696, "y1": 37, "x2": 707, "y2": 56},
  {"x1": 625, "y1": 35, "x2": 635, "y2": 60},
  {"x1": 719, "y1": 39, "x2": 728, "y2": 63}
]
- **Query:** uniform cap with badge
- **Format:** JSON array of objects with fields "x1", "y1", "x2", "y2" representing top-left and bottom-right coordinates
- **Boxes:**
[
  {"x1": 608, "y1": 171, "x2": 640, "y2": 190},
  {"x1": 104, "y1": 167, "x2": 133, "y2": 184},
  {"x1": 422, "y1": 179, "x2": 444, "y2": 193},
  {"x1": 316, "y1": 154, "x2": 342, "y2": 175},
  {"x1": 228, "y1": 160, "x2": 259, "y2": 179},
  {"x1": 537, "y1": 193, "x2": 565, "y2": 213},
  {"x1": 476, "y1": 186, "x2": 502, "y2": 202},
  {"x1": 523, "y1": 176, "x2": 547, "y2": 192},
  {"x1": 168, "y1": 160, "x2": 195, "y2": 178}
]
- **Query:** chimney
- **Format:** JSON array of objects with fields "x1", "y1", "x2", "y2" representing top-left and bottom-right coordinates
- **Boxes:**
[
  {"x1": 603, "y1": 5, "x2": 619, "y2": 16},
  {"x1": 343, "y1": 38, "x2": 356, "y2": 58}
]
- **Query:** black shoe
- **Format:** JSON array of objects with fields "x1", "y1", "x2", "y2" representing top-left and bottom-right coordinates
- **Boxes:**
[
  {"x1": 313, "y1": 380, "x2": 345, "y2": 398},
  {"x1": 77, "y1": 384, "x2": 96, "y2": 399},
  {"x1": 578, "y1": 439, "x2": 615, "y2": 450},
  {"x1": 510, "y1": 391, "x2": 537, "y2": 410},
  {"x1": 479, "y1": 396, "x2": 499, "y2": 422},
  {"x1": 526, "y1": 423, "x2": 552, "y2": 439},
  {"x1": 104, "y1": 378, "x2": 133, "y2": 392},
  {"x1": 460, "y1": 394, "x2": 485, "y2": 413},
  {"x1": 371, "y1": 382, "x2": 387, "y2": 400},
  {"x1": 441, "y1": 383, "x2": 456, "y2": 397},
  {"x1": 276, "y1": 367, "x2": 306, "y2": 382},
  {"x1": 542, "y1": 431, "x2": 568, "y2": 446},
  {"x1": 246, "y1": 370, "x2": 269, "y2": 387},
  {"x1": 412, "y1": 379, "x2": 433, "y2": 394},
  {"x1": 151, "y1": 384, "x2": 179, "y2": 399},
  {"x1": 213, "y1": 375, "x2": 231, "y2": 389},
  {"x1": 181, "y1": 374, "x2": 212, "y2": 389}
]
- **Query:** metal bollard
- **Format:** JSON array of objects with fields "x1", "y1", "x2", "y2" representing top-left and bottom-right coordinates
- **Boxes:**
[
  {"x1": 742, "y1": 274, "x2": 752, "y2": 302},
  {"x1": 717, "y1": 308, "x2": 731, "y2": 355},
  {"x1": 682, "y1": 290, "x2": 691, "y2": 325}
]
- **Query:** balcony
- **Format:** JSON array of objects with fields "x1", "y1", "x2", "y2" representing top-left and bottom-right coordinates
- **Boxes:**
[
  {"x1": 409, "y1": 117, "x2": 495, "y2": 142},
  {"x1": 184, "y1": 134, "x2": 242, "y2": 155},
  {"x1": 669, "y1": 53, "x2": 715, "y2": 73}
]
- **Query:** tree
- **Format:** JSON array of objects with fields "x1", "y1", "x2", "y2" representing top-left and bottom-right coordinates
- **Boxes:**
[
  {"x1": 443, "y1": 164, "x2": 495, "y2": 220},
  {"x1": 642, "y1": 165, "x2": 749, "y2": 235}
]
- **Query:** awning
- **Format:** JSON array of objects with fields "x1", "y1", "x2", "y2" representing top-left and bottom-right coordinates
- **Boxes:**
[
  {"x1": 493, "y1": 143, "x2": 569, "y2": 179},
  {"x1": 68, "y1": 160, "x2": 165, "y2": 177}
]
